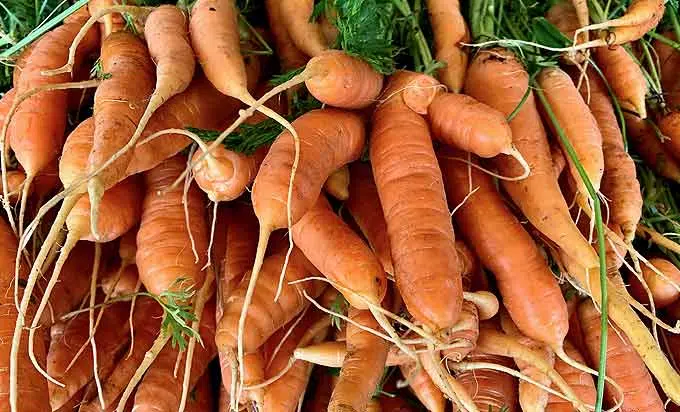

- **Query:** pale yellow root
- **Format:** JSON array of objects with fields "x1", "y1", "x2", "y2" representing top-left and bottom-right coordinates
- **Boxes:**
[
  {"x1": 17, "y1": 173, "x2": 33, "y2": 239},
  {"x1": 89, "y1": 244, "x2": 105, "y2": 409}
]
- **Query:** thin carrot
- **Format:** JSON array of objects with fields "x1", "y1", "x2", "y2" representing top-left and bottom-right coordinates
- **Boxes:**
[
  {"x1": 465, "y1": 48, "x2": 599, "y2": 270},
  {"x1": 426, "y1": 0, "x2": 469, "y2": 92},
  {"x1": 594, "y1": 45, "x2": 649, "y2": 119},
  {"x1": 371, "y1": 71, "x2": 462, "y2": 332}
]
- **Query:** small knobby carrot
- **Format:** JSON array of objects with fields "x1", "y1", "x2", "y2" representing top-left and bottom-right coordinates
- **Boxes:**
[
  {"x1": 264, "y1": 0, "x2": 309, "y2": 70},
  {"x1": 578, "y1": 300, "x2": 665, "y2": 411},
  {"x1": 328, "y1": 307, "x2": 391, "y2": 412},
  {"x1": 537, "y1": 67, "x2": 604, "y2": 198},
  {"x1": 87, "y1": 31, "x2": 155, "y2": 237},
  {"x1": 545, "y1": 339, "x2": 596, "y2": 412},
  {"x1": 371, "y1": 71, "x2": 462, "y2": 332},
  {"x1": 426, "y1": 0, "x2": 469, "y2": 92},
  {"x1": 594, "y1": 45, "x2": 648, "y2": 119},
  {"x1": 346, "y1": 163, "x2": 393, "y2": 275},
  {"x1": 628, "y1": 257, "x2": 680, "y2": 308},
  {"x1": 400, "y1": 362, "x2": 446, "y2": 412},
  {"x1": 279, "y1": 0, "x2": 329, "y2": 58},
  {"x1": 455, "y1": 352, "x2": 518, "y2": 412},
  {"x1": 464, "y1": 48, "x2": 599, "y2": 270}
]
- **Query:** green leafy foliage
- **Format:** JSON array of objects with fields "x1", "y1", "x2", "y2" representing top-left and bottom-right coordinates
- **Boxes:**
[{"x1": 329, "y1": 293, "x2": 348, "y2": 329}]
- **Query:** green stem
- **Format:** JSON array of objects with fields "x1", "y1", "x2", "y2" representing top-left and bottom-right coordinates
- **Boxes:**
[
  {"x1": 648, "y1": 32, "x2": 680, "y2": 51},
  {"x1": 637, "y1": 40, "x2": 662, "y2": 97},
  {"x1": 669, "y1": 3, "x2": 680, "y2": 46},
  {"x1": 534, "y1": 82, "x2": 608, "y2": 412},
  {"x1": 392, "y1": 0, "x2": 436, "y2": 73},
  {"x1": 0, "y1": 0, "x2": 88, "y2": 58},
  {"x1": 589, "y1": 0, "x2": 606, "y2": 24}
]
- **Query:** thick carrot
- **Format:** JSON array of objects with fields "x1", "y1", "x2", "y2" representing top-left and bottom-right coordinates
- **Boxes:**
[
  {"x1": 370, "y1": 71, "x2": 462, "y2": 331},
  {"x1": 346, "y1": 163, "x2": 393, "y2": 275},
  {"x1": 439, "y1": 150, "x2": 569, "y2": 357},
  {"x1": 400, "y1": 362, "x2": 445, "y2": 412},
  {"x1": 136, "y1": 155, "x2": 208, "y2": 295},
  {"x1": 328, "y1": 307, "x2": 390, "y2": 412},
  {"x1": 87, "y1": 31, "x2": 155, "y2": 236},
  {"x1": 78, "y1": 297, "x2": 163, "y2": 412},
  {"x1": 130, "y1": 299, "x2": 217, "y2": 412},
  {"x1": 578, "y1": 300, "x2": 664, "y2": 411},
  {"x1": 627, "y1": 113, "x2": 680, "y2": 182},
  {"x1": 569, "y1": 67, "x2": 642, "y2": 243},
  {"x1": 455, "y1": 352, "x2": 518, "y2": 412},
  {"x1": 324, "y1": 165, "x2": 350, "y2": 200},
  {"x1": 465, "y1": 48, "x2": 598, "y2": 270},
  {"x1": 628, "y1": 257, "x2": 680, "y2": 308},
  {"x1": 594, "y1": 46, "x2": 648, "y2": 119},
  {"x1": 546, "y1": 339, "x2": 596, "y2": 412},
  {"x1": 537, "y1": 67, "x2": 604, "y2": 197},
  {"x1": 0, "y1": 218, "x2": 50, "y2": 412},
  {"x1": 264, "y1": 0, "x2": 309, "y2": 69},
  {"x1": 47, "y1": 300, "x2": 131, "y2": 410},
  {"x1": 426, "y1": 0, "x2": 469, "y2": 92},
  {"x1": 279, "y1": 0, "x2": 329, "y2": 57}
]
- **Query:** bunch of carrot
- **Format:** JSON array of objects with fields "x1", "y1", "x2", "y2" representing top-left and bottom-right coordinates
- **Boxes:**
[{"x1": 2, "y1": 0, "x2": 680, "y2": 411}]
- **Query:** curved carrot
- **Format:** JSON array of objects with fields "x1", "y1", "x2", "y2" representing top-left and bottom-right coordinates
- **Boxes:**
[
  {"x1": 594, "y1": 46, "x2": 648, "y2": 119},
  {"x1": 279, "y1": 0, "x2": 329, "y2": 57},
  {"x1": 371, "y1": 71, "x2": 462, "y2": 331},
  {"x1": 465, "y1": 48, "x2": 598, "y2": 270},
  {"x1": 546, "y1": 340, "x2": 596, "y2": 412},
  {"x1": 426, "y1": 0, "x2": 469, "y2": 92},
  {"x1": 264, "y1": 0, "x2": 309, "y2": 69}
]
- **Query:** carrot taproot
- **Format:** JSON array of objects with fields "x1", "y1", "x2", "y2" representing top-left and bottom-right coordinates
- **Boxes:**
[
  {"x1": 0, "y1": 218, "x2": 50, "y2": 412},
  {"x1": 400, "y1": 362, "x2": 445, "y2": 412},
  {"x1": 545, "y1": 339, "x2": 596, "y2": 412},
  {"x1": 578, "y1": 300, "x2": 664, "y2": 411},
  {"x1": 569, "y1": 67, "x2": 642, "y2": 243},
  {"x1": 47, "y1": 299, "x2": 131, "y2": 410},
  {"x1": 370, "y1": 71, "x2": 462, "y2": 331},
  {"x1": 594, "y1": 45, "x2": 648, "y2": 119},
  {"x1": 465, "y1": 48, "x2": 599, "y2": 270},
  {"x1": 346, "y1": 163, "x2": 393, "y2": 275},
  {"x1": 537, "y1": 67, "x2": 604, "y2": 198},
  {"x1": 264, "y1": 0, "x2": 309, "y2": 70},
  {"x1": 279, "y1": 0, "x2": 329, "y2": 58},
  {"x1": 130, "y1": 299, "x2": 217, "y2": 412},
  {"x1": 328, "y1": 307, "x2": 391, "y2": 412},
  {"x1": 439, "y1": 150, "x2": 570, "y2": 359},
  {"x1": 324, "y1": 165, "x2": 350, "y2": 200},
  {"x1": 628, "y1": 257, "x2": 680, "y2": 308},
  {"x1": 86, "y1": 31, "x2": 155, "y2": 238},
  {"x1": 627, "y1": 113, "x2": 680, "y2": 182},
  {"x1": 455, "y1": 352, "x2": 518, "y2": 412},
  {"x1": 426, "y1": 0, "x2": 469, "y2": 92}
]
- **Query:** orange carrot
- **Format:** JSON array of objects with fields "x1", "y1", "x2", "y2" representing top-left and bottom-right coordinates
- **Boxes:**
[
  {"x1": 627, "y1": 113, "x2": 680, "y2": 182},
  {"x1": 87, "y1": 0, "x2": 130, "y2": 36},
  {"x1": 279, "y1": 0, "x2": 329, "y2": 57},
  {"x1": 0, "y1": 218, "x2": 50, "y2": 412},
  {"x1": 537, "y1": 67, "x2": 604, "y2": 198},
  {"x1": 400, "y1": 362, "x2": 446, "y2": 412},
  {"x1": 47, "y1": 300, "x2": 131, "y2": 410},
  {"x1": 657, "y1": 111, "x2": 680, "y2": 161},
  {"x1": 426, "y1": 0, "x2": 469, "y2": 92},
  {"x1": 465, "y1": 48, "x2": 598, "y2": 270},
  {"x1": 578, "y1": 300, "x2": 665, "y2": 411},
  {"x1": 545, "y1": 339, "x2": 596, "y2": 412},
  {"x1": 101, "y1": 264, "x2": 139, "y2": 298},
  {"x1": 130, "y1": 299, "x2": 217, "y2": 412},
  {"x1": 346, "y1": 163, "x2": 393, "y2": 275},
  {"x1": 370, "y1": 71, "x2": 462, "y2": 331},
  {"x1": 264, "y1": 0, "x2": 309, "y2": 69},
  {"x1": 456, "y1": 351, "x2": 518, "y2": 412},
  {"x1": 328, "y1": 307, "x2": 391, "y2": 412},
  {"x1": 440, "y1": 150, "x2": 569, "y2": 359},
  {"x1": 546, "y1": 1, "x2": 581, "y2": 39},
  {"x1": 594, "y1": 45, "x2": 648, "y2": 119},
  {"x1": 184, "y1": 372, "x2": 215, "y2": 412},
  {"x1": 628, "y1": 257, "x2": 680, "y2": 308}
]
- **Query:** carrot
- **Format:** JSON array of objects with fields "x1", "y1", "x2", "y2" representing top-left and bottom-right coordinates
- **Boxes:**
[
  {"x1": 569, "y1": 67, "x2": 642, "y2": 243},
  {"x1": 441, "y1": 300, "x2": 480, "y2": 363},
  {"x1": 546, "y1": 1, "x2": 581, "y2": 39},
  {"x1": 426, "y1": 0, "x2": 469, "y2": 92},
  {"x1": 578, "y1": 300, "x2": 665, "y2": 411},
  {"x1": 439, "y1": 150, "x2": 570, "y2": 359},
  {"x1": 279, "y1": 0, "x2": 329, "y2": 57},
  {"x1": 86, "y1": 31, "x2": 155, "y2": 238},
  {"x1": 5, "y1": 11, "x2": 99, "y2": 235},
  {"x1": 324, "y1": 165, "x2": 350, "y2": 200},
  {"x1": 537, "y1": 67, "x2": 604, "y2": 199},
  {"x1": 546, "y1": 339, "x2": 596, "y2": 412},
  {"x1": 47, "y1": 300, "x2": 131, "y2": 410},
  {"x1": 627, "y1": 113, "x2": 680, "y2": 182},
  {"x1": 400, "y1": 362, "x2": 446, "y2": 412},
  {"x1": 370, "y1": 71, "x2": 462, "y2": 331},
  {"x1": 346, "y1": 163, "x2": 393, "y2": 275},
  {"x1": 101, "y1": 264, "x2": 139, "y2": 298},
  {"x1": 575, "y1": 0, "x2": 664, "y2": 47},
  {"x1": 184, "y1": 372, "x2": 215, "y2": 412},
  {"x1": 130, "y1": 299, "x2": 217, "y2": 412},
  {"x1": 1, "y1": 170, "x2": 26, "y2": 203},
  {"x1": 328, "y1": 307, "x2": 391, "y2": 412},
  {"x1": 427, "y1": 90, "x2": 528, "y2": 176},
  {"x1": 221, "y1": 350, "x2": 265, "y2": 407},
  {"x1": 657, "y1": 111, "x2": 680, "y2": 161},
  {"x1": 378, "y1": 393, "x2": 417, "y2": 412},
  {"x1": 628, "y1": 257, "x2": 680, "y2": 308},
  {"x1": 78, "y1": 297, "x2": 163, "y2": 412},
  {"x1": 594, "y1": 46, "x2": 648, "y2": 119},
  {"x1": 652, "y1": 31, "x2": 680, "y2": 94},
  {"x1": 264, "y1": 0, "x2": 309, "y2": 70},
  {"x1": 0, "y1": 218, "x2": 50, "y2": 412},
  {"x1": 87, "y1": 0, "x2": 130, "y2": 36},
  {"x1": 465, "y1": 48, "x2": 599, "y2": 270},
  {"x1": 455, "y1": 352, "x2": 519, "y2": 412}
]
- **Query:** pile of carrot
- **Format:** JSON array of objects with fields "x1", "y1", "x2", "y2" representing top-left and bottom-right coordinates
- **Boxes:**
[{"x1": 3, "y1": 0, "x2": 680, "y2": 411}]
